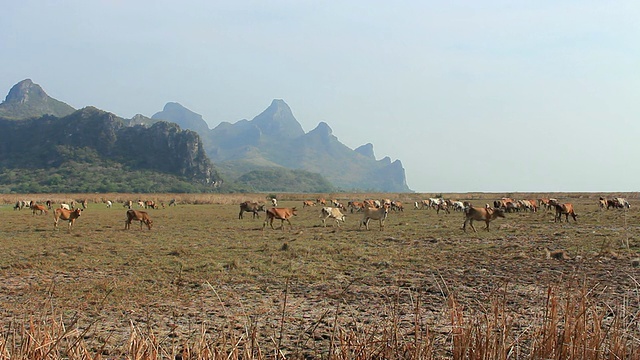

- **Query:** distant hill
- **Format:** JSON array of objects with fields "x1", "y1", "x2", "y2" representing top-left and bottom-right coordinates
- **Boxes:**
[
  {"x1": 0, "y1": 79, "x2": 75, "y2": 119},
  {"x1": 0, "y1": 105, "x2": 222, "y2": 193},
  {"x1": 156, "y1": 99, "x2": 412, "y2": 192}
]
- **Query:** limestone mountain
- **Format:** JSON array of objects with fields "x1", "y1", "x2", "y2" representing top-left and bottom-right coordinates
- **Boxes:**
[
  {"x1": 157, "y1": 99, "x2": 412, "y2": 192},
  {"x1": 0, "y1": 102, "x2": 221, "y2": 192},
  {"x1": 0, "y1": 79, "x2": 76, "y2": 119}
]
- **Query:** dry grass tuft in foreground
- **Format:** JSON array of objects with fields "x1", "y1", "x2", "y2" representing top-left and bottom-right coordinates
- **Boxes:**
[{"x1": 2, "y1": 285, "x2": 637, "y2": 360}]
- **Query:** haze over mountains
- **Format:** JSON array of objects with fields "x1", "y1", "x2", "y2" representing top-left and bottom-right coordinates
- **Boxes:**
[
  {"x1": 0, "y1": 79, "x2": 411, "y2": 193},
  {"x1": 152, "y1": 100, "x2": 411, "y2": 192}
]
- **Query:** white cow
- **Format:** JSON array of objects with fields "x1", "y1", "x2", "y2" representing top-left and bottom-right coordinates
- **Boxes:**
[
  {"x1": 271, "y1": 198, "x2": 278, "y2": 207},
  {"x1": 428, "y1": 198, "x2": 444, "y2": 209},
  {"x1": 320, "y1": 207, "x2": 346, "y2": 227},
  {"x1": 106, "y1": 200, "x2": 112, "y2": 208},
  {"x1": 60, "y1": 203, "x2": 71, "y2": 210}
]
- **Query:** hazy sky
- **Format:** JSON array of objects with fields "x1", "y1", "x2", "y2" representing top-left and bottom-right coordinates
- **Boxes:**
[{"x1": 2, "y1": 1, "x2": 639, "y2": 192}]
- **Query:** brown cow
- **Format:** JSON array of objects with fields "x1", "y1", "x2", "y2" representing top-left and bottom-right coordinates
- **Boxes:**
[
  {"x1": 359, "y1": 206, "x2": 389, "y2": 231},
  {"x1": 31, "y1": 204, "x2": 48, "y2": 215},
  {"x1": 302, "y1": 200, "x2": 316, "y2": 208},
  {"x1": 462, "y1": 206, "x2": 505, "y2": 232},
  {"x1": 263, "y1": 207, "x2": 297, "y2": 231},
  {"x1": 239, "y1": 201, "x2": 265, "y2": 219},
  {"x1": 348, "y1": 201, "x2": 365, "y2": 213},
  {"x1": 316, "y1": 198, "x2": 326, "y2": 206},
  {"x1": 54, "y1": 208, "x2": 83, "y2": 231},
  {"x1": 554, "y1": 203, "x2": 577, "y2": 222},
  {"x1": 125, "y1": 210, "x2": 153, "y2": 230},
  {"x1": 144, "y1": 200, "x2": 157, "y2": 209}
]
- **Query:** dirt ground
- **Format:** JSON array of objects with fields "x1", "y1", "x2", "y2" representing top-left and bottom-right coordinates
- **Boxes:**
[{"x1": 1, "y1": 194, "x2": 638, "y2": 358}]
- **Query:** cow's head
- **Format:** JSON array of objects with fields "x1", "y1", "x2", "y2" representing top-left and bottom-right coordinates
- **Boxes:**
[{"x1": 145, "y1": 218, "x2": 153, "y2": 230}]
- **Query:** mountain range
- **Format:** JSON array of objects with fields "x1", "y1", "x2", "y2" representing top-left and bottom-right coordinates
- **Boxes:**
[
  {"x1": 151, "y1": 100, "x2": 411, "y2": 192},
  {"x1": 0, "y1": 79, "x2": 412, "y2": 192}
]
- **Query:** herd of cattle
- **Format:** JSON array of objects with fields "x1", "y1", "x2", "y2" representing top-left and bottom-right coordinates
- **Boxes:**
[
  {"x1": 14, "y1": 198, "x2": 162, "y2": 232},
  {"x1": 242, "y1": 195, "x2": 633, "y2": 232},
  {"x1": 13, "y1": 195, "x2": 632, "y2": 233}
]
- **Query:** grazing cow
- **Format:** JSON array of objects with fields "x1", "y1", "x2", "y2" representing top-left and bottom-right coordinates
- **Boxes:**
[
  {"x1": 54, "y1": 208, "x2": 83, "y2": 232},
  {"x1": 391, "y1": 201, "x2": 404, "y2": 212},
  {"x1": 554, "y1": 203, "x2": 578, "y2": 222},
  {"x1": 60, "y1": 203, "x2": 71, "y2": 210},
  {"x1": 106, "y1": 200, "x2": 113, "y2": 208},
  {"x1": 137, "y1": 200, "x2": 145, "y2": 208},
  {"x1": 320, "y1": 207, "x2": 346, "y2": 227},
  {"x1": 607, "y1": 197, "x2": 630, "y2": 209},
  {"x1": 303, "y1": 200, "x2": 316, "y2": 208},
  {"x1": 45, "y1": 200, "x2": 52, "y2": 210},
  {"x1": 598, "y1": 197, "x2": 607, "y2": 210},
  {"x1": 123, "y1": 200, "x2": 133, "y2": 209},
  {"x1": 80, "y1": 199, "x2": 88, "y2": 209},
  {"x1": 263, "y1": 207, "x2": 298, "y2": 231},
  {"x1": 125, "y1": 209, "x2": 153, "y2": 230},
  {"x1": 271, "y1": 198, "x2": 278, "y2": 207},
  {"x1": 316, "y1": 198, "x2": 326, "y2": 206},
  {"x1": 348, "y1": 201, "x2": 365, "y2": 213},
  {"x1": 538, "y1": 198, "x2": 551, "y2": 211},
  {"x1": 462, "y1": 206, "x2": 505, "y2": 232},
  {"x1": 31, "y1": 204, "x2": 48, "y2": 215},
  {"x1": 360, "y1": 206, "x2": 389, "y2": 231},
  {"x1": 168, "y1": 199, "x2": 177, "y2": 206},
  {"x1": 13, "y1": 201, "x2": 22, "y2": 210},
  {"x1": 239, "y1": 201, "x2": 266, "y2": 219},
  {"x1": 452, "y1": 201, "x2": 466, "y2": 212},
  {"x1": 144, "y1": 200, "x2": 156, "y2": 209}
]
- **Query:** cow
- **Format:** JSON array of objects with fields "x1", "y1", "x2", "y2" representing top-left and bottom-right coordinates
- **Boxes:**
[
  {"x1": 554, "y1": 203, "x2": 577, "y2": 222},
  {"x1": 80, "y1": 199, "x2": 88, "y2": 209},
  {"x1": 598, "y1": 197, "x2": 607, "y2": 210},
  {"x1": 239, "y1": 201, "x2": 265, "y2": 219},
  {"x1": 125, "y1": 209, "x2": 153, "y2": 230},
  {"x1": 106, "y1": 200, "x2": 113, "y2": 208},
  {"x1": 316, "y1": 198, "x2": 326, "y2": 206},
  {"x1": 360, "y1": 206, "x2": 389, "y2": 231},
  {"x1": 45, "y1": 200, "x2": 52, "y2": 210},
  {"x1": 436, "y1": 202, "x2": 450, "y2": 214},
  {"x1": 123, "y1": 200, "x2": 133, "y2": 209},
  {"x1": 607, "y1": 197, "x2": 631, "y2": 209},
  {"x1": 391, "y1": 201, "x2": 404, "y2": 212},
  {"x1": 54, "y1": 208, "x2": 83, "y2": 232},
  {"x1": 271, "y1": 198, "x2": 278, "y2": 207},
  {"x1": 452, "y1": 201, "x2": 466, "y2": 212},
  {"x1": 31, "y1": 204, "x2": 48, "y2": 215},
  {"x1": 168, "y1": 199, "x2": 177, "y2": 206},
  {"x1": 303, "y1": 200, "x2": 316, "y2": 208},
  {"x1": 428, "y1": 198, "x2": 444, "y2": 209},
  {"x1": 348, "y1": 201, "x2": 365, "y2": 213},
  {"x1": 144, "y1": 200, "x2": 157, "y2": 209},
  {"x1": 320, "y1": 207, "x2": 346, "y2": 227},
  {"x1": 137, "y1": 200, "x2": 145, "y2": 208},
  {"x1": 263, "y1": 207, "x2": 297, "y2": 231},
  {"x1": 60, "y1": 203, "x2": 71, "y2": 211},
  {"x1": 462, "y1": 206, "x2": 505, "y2": 232},
  {"x1": 13, "y1": 201, "x2": 22, "y2": 210}
]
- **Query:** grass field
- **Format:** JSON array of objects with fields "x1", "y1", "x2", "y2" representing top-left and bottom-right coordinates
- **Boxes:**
[{"x1": 1, "y1": 193, "x2": 639, "y2": 359}]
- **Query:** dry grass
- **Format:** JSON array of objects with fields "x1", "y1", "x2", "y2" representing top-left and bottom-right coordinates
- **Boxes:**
[{"x1": 1, "y1": 192, "x2": 639, "y2": 359}]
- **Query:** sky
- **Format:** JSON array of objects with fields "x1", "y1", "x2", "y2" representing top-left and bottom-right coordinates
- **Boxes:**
[{"x1": 1, "y1": 1, "x2": 639, "y2": 193}]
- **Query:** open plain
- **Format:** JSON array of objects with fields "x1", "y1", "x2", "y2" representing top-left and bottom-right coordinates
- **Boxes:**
[{"x1": 1, "y1": 193, "x2": 639, "y2": 359}]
